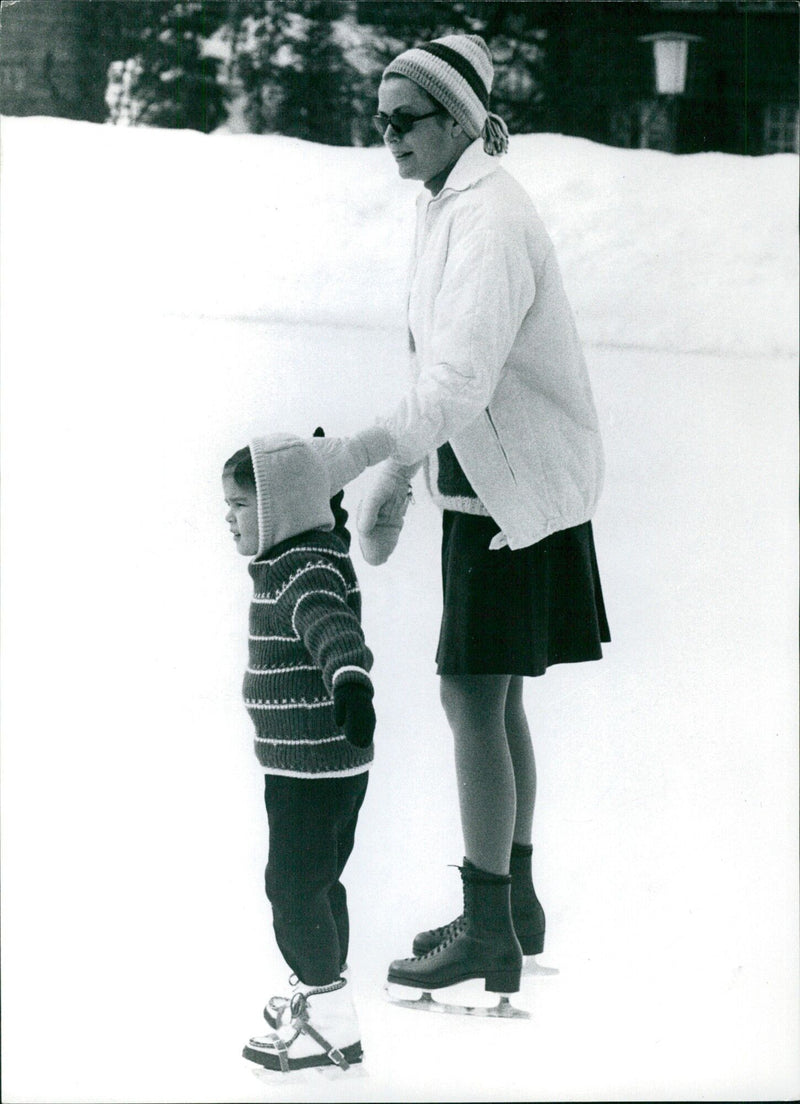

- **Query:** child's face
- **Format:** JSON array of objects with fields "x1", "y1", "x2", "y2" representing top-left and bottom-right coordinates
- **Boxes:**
[{"x1": 223, "y1": 474, "x2": 259, "y2": 556}]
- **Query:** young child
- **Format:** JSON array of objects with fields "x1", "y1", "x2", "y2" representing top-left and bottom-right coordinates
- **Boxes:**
[{"x1": 222, "y1": 431, "x2": 377, "y2": 1073}]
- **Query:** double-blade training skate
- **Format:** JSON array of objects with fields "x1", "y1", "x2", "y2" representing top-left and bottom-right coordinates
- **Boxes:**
[
  {"x1": 386, "y1": 862, "x2": 529, "y2": 1018},
  {"x1": 413, "y1": 848, "x2": 546, "y2": 957},
  {"x1": 243, "y1": 978, "x2": 363, "y2": 1073}
]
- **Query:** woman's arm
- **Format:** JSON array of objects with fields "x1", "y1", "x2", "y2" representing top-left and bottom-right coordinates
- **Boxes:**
[
  {"x1": 381, "y1": 219, "x2": 536, "y2": 466},
  {"x1": 305, "y1": 216, "x2": 536, "y2": 495}
]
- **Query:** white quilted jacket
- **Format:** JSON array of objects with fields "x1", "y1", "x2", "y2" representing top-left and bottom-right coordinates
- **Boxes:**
[{"x1": 381, "y1": 139, "x2": 604, "y2": 551}]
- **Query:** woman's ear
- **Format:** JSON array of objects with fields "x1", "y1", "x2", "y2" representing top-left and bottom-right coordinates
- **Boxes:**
[
  {"x1": 448, "y1": 116, "x2": 465, "y2": 138},
  {"x1": 445, "y1": 117, "x2": 472, "y2": 153}
]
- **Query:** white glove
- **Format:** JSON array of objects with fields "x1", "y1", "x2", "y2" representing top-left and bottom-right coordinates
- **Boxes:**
[
  {"x1": 357, "y1": 461, "x2": 416, "y2": 565},
  {"x1": 307, "y1": 426, "x2": 393, "y2": 494}
]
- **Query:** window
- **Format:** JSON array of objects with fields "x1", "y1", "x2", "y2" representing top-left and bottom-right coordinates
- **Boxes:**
[
  {"x1": 637, "y1": 98, "x2": 674, "y2": 150},
  {"x1": 763, "y1": 103, "x2": 800, "y2": 153},
  {"x1": 611, "y1": 99, "x2": 679, "y2": 151}
]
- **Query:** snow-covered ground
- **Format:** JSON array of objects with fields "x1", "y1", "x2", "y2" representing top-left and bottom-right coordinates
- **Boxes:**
[{"x1": 1, "y1": 116, "x2": 797, "y2": 1103}]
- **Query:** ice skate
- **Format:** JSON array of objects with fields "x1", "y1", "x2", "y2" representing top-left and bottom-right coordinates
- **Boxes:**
[
  {"x1": 413, "y1": 849, "x2": 546, "y2": 957},
  {"x1": 261, "y1": 964, "x2": 350, "y2": 1029},
  {"x1": 387, "y1": 863, "x2": 529, "y2": 1018},
  {"x1": 242, "y1": 977, "x2": 363, "y2": 1072}
]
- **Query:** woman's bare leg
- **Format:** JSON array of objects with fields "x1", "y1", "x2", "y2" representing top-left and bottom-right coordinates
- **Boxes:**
[
  {"x1": 439, "y1": 673, "x2": 514, "y2": 875},
  {"x1": 504, "y1": 676, "x2": 537, "y2": 847}
]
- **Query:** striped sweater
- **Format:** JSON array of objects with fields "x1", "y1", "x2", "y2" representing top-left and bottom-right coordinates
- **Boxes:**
[{"x1": 245, "y1": 529, "x2": 374, "y2": 777}]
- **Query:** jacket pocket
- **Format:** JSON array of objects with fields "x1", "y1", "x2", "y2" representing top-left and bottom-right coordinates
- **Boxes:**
[{"x1": 485, "y1": 409, "x2": 517, "y2": 484}]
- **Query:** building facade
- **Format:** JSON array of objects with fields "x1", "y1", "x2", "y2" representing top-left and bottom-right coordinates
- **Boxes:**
[
  {"x1": 535, "y1": 1, "x2": 799, "y2": 154},
  {"x1": 0, "y1": 0, "x2": 112, "y2": 122},
  {"x1": 1, "y1": 0, "x2": 797, "y2": 154}
]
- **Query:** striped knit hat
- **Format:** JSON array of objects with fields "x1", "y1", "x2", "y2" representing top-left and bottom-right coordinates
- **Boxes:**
[{"x1": 383, "y1": 34, "x2": 509, "y2": 156}]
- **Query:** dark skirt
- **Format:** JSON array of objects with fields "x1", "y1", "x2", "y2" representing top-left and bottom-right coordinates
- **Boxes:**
[{"x1": 436, "y1": 511, "x2": 611, "y2": 677}]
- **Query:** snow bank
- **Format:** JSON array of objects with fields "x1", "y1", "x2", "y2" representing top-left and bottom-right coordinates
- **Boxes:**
[{"x1": 1, "y1": 116, "x2": 796, "y2": 356}]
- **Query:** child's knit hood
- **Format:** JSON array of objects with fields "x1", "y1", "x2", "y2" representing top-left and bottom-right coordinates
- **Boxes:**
[{"x1": 249, "y1": 434, "x2": 335, "y2": 558}]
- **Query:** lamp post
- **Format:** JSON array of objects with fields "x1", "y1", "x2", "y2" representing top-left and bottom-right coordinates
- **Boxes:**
[{"x1": 638, "y1": 32, "x2": 702, "y2": 151}]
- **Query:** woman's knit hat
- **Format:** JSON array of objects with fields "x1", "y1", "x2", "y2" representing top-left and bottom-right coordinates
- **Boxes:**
[{"x1": 383, "y1": 34, "x2": 509, "y2": 156}]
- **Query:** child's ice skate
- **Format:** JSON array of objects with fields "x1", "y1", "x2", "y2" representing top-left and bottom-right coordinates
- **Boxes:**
[
  {"x1": 243, "y1": 977, "x2": 363, "y2": 1072},
  {"x1": 261, "y1": 965, "x2": 350, "y2": 1030},
  {"x1": 386, "y1": 863, "x2": 530, "y2": 1019}
]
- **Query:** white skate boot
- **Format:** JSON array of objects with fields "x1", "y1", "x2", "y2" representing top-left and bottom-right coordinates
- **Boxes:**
[{"x1": 243, "y1": 977, "x2": 362, "y2": 1072}]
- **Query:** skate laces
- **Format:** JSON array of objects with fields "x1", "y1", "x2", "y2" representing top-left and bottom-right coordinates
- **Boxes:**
[
  {"x1": 265, "y1": 977, "x2": 345, "y2": 1027},
  {"x1": 287, "y1": 982, "x2": 340, "y2": 1023},
  {"x1": 430, "y1": 916, "x2": 461, "y2": 940},
  {"x1": 254, "y1": 994, "x2": 307, "y2": 1046},
  {"x1": 302, "y1": 978, "x2": 346, "y2": 999},
  {"x1": 265, "y1": 994, "x2": 293, "y2": 1028},
  {"x1": 417, "y1": 916, "x2": 467, "y2": 960}
]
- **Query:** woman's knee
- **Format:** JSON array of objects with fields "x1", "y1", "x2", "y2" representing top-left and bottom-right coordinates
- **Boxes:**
[
  {"x1": 439, "y1": 674, "x2": 462, "y2": 724},
  {"x1": 439, "y1": 674, "x2": 481, "y2": 729},
  {"x1": 504, "y1": 676, "x2": 529, "y2": 733},
  {"x1": 439, "y1": 674, "x2": 510, "y2": 730}
]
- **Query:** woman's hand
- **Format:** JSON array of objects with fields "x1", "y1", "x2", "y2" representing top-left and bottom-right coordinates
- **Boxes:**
[{"x1": 357, "y1": 463, "x2": 413, "y2": 565}]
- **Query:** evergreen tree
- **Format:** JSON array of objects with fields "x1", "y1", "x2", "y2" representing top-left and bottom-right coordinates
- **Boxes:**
[
  {"x1": 101, "y1": 0, "x2": 228, "y2": 131},
  {"x1": 223, "y1": 1, "x2": 293, "y2": 134},
  {"x1": 230, "y1": 1, "x2": 357, "y2": 144},
  {"x1": 134, "y1": 1, "x2": 227, "y2": 131},
  {"x1": 96, "y1": 1, "x2": 550, "y2": 143},
  {"x1": 278, "y1": 2, "x2": 355, "y2": 145}
]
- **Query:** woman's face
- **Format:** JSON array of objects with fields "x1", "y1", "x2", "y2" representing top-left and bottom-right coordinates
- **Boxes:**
[{"x1": 377, "y1": 76, "x2": 464, "y2": 188}]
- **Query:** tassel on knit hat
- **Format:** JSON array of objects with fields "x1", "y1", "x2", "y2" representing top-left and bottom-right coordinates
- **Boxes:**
[{"x1": 383, "y1": 33, "x2": 509, "y2": 156}]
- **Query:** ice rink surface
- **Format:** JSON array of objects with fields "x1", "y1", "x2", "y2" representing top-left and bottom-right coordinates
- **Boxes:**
[{"x1": 1, "y1": 118, "x2": 797, "y2": 1102}]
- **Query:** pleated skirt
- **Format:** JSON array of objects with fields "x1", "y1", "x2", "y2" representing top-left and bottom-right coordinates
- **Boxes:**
[{"x1": 436, "y1": 511, "x2": 611, "y2": 677}]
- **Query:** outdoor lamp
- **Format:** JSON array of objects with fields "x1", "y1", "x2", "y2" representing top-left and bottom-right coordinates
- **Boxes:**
[{"x1": 639, "y1": 32, "x2": 703, "y2": 96}]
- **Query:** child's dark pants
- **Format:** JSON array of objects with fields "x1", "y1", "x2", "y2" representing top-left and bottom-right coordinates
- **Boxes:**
[{"x1": 263, "y1": 772, "x2": 369, "y2": 986}]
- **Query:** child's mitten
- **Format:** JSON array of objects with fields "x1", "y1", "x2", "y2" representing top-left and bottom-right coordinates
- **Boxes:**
[
  {"x1": 333, "y1": 682, "x2": 375, "y2": 748},
  {"x1": 357, "y1": 462, "x2": 414, "y2": 565}
]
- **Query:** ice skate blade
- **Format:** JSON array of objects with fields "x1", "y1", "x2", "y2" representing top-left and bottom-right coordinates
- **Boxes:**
[
  {"x1": 384, "y1": 984, "x2": 530, "y2": 1019},
  {"x1": 523, "y1": 957, "x2": 560, "y2": 977},
  {"x1": 250, "y1": 1061, "x2": 368, "y2": 1087}
]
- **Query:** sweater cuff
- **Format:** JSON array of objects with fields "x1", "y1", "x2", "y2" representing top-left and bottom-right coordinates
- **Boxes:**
[{"x1": 331, "y1": 666, "x2": 373, "y2": 694}]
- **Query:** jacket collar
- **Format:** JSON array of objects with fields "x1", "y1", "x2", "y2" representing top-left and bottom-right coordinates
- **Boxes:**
[{"x1": 420, "y1": 139, "x2": 498, "y2": 206}]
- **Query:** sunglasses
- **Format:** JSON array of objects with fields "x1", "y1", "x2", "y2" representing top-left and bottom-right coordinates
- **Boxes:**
[{"x1": 372, "y1": 108, "x2": 441, "y2": 137}]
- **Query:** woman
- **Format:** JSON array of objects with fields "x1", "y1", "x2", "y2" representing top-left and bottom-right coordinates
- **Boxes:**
[{"x1": 315, "y1": 33, "x2": 609, "y2": 1001}]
